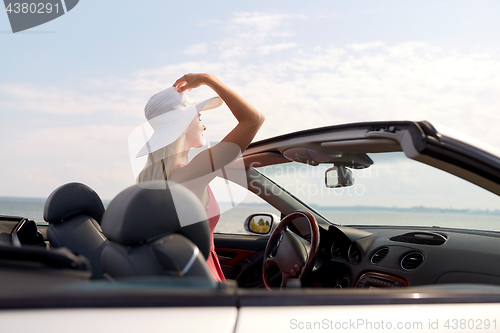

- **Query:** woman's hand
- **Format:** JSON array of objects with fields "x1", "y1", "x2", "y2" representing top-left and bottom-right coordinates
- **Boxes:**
[{"x1": 173, "y1": 73, "x2": 212, "y2": 93}]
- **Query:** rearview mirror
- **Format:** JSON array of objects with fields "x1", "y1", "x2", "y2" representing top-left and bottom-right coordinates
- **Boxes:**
[{"x1": 325, "y1": 166, "x2": 354, "y2": 188}]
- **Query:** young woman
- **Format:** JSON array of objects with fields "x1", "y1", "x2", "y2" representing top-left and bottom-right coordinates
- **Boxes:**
[{"x1": 136, "y1": 73, "x2": 265, "y2": 282}]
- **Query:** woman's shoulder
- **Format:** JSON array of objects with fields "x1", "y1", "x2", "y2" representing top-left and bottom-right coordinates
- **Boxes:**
[{"x1": 169, "y1": 162, "x2": 186, "y2": 178}]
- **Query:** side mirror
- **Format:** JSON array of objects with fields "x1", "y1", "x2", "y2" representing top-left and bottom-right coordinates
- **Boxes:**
[
  {"x1": 244, "y1": 213, "x2": 276, "y2": 235},
  {"x1": 325, "y1": 166, "x2": 354, "y2": 188}
]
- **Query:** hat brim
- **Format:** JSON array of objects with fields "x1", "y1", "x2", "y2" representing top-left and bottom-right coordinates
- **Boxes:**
[
  {"x1": 197, "y1": 95, "x2": 223, "y2": 111},
  {"x1": 135, "y1": 96, "x2": 223, "y2": 158}
]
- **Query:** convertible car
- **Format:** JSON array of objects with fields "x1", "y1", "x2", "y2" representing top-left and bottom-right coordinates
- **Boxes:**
[{"x1": 2, "y1": 120, "x2": 500, "y2": 332}]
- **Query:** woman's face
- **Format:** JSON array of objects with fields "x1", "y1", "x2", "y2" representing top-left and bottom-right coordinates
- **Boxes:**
[{"x1": 184, "y1": 112, "x2": 206, "y2": 149}]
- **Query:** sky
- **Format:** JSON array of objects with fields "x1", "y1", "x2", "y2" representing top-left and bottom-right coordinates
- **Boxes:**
[{"x1": 1, "y1": 0, "x2": 500, "y2": 200}]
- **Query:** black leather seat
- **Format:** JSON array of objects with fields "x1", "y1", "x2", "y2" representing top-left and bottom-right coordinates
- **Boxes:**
[
  {"x1": 44, "y1": 182, "x2": 107, "y2": 279},
  {"x1": 100, "y1": 181, "x2": 213, "y2": 280}
]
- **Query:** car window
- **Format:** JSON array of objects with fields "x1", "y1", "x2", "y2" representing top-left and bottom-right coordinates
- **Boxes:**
[
  {"x1": 255, "y1": 152, "x2": 500, "y2": 232},
  {"x1": 210, "y1": 177, "x2": 281, "y2": 235}
]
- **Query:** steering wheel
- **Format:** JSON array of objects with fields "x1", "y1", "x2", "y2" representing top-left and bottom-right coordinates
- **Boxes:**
[{"x1": 262, "y1": 210, "x2": 320, "y2": 290}]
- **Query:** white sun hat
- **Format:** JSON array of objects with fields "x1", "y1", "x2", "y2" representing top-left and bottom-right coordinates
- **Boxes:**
[{"x1": 136, "y1": 87, "x2": 223, "y2": 158}]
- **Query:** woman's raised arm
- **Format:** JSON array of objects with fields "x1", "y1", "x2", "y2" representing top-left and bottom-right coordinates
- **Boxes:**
[
  {"x1": 169, "y1": 74, "x2": 265, "y2": 188},
  {"x1": 173, "y1": 73, "x2": 265, "y2": 153}
]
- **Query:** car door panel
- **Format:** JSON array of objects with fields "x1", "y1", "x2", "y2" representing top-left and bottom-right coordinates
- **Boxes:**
[{"x1": 214, "y1": 234, "x2": 268, "y2": 288}]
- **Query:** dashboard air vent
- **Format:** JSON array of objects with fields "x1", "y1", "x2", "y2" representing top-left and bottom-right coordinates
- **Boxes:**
[
  {"x1": 371, "y1": 247, "x2": 389, "y2": 264},
  {"x1": 400, "y1": 252, "x2": 424, "y2": 271},
  {"x1": 389, "y1": 232, "x2": 447, "y2": 246}
]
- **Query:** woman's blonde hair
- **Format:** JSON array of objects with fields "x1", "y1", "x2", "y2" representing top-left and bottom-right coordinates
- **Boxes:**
[{"x1": 136, "y1": 134, "x2": 186, "y2": 183}]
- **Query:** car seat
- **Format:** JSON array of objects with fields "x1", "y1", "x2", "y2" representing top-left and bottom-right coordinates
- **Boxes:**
[
  {"x1": 100, "y1": 181, "x2": 213, "y2": 280},
  {"x1": 44, "y1": 182, "x2": 107, "y2": 279}
]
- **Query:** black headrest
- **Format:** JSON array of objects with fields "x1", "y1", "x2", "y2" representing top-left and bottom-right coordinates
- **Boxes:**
[
  {"x1": 44, "y1": 182, "x2": 105, "y2": 224},
  {"x1": 100, "y1": 181, "x2": 210, "y2": 259}
]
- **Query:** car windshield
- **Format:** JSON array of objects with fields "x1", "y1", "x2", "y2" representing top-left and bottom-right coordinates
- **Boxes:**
[{"x1": 255, "y1": 152, "x2": 500, "y2": 232}]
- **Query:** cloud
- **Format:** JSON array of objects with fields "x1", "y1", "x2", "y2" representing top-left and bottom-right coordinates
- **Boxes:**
[
  {"x1": 229, "y1": 12, "x2": 291, "y2": 30},
  {"x1": 2, "y1": 11, "x2": 500, "y2": 199},
  {"x1": 215, "y1": 12, "x2": 305, "y2": 60},
  {"x1": 183, "y1": 43, "x2": 208, "y2": 56},
  {"x1": 3, "y1": 12, "x2": 499, "y2": 140},
  {"x1": 3, "y1": 125, "x2": 134, "y2": 159},
  {"x1": 0, "y1": 82, "x2": 144, "y2": 117},
  {"x1": 258, "y1": 43, "x2": 297, "y2": 56},
  {"x1": 346, "y1": 42, "x2": 386, "y2": 51},
  {"x1": 206, "y1": 41, "x2": 500, "y2": 147}
]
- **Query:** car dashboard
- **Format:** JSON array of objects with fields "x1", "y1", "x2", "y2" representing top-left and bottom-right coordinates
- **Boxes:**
[{"x1": 315, "y1": 224, "x2": 500, "y2": 289}]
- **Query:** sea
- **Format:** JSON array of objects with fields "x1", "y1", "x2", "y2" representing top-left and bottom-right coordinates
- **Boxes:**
[{"x1": 1, "y1": 197, "x2": 499, "y2": 234}]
